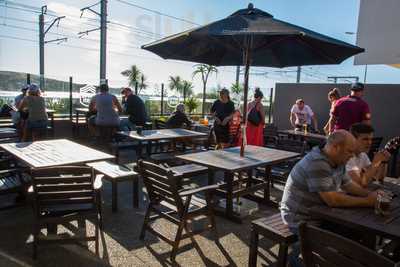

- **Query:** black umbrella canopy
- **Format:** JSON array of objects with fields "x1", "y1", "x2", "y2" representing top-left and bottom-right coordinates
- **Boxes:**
[
  {"x1": 142, "y1": 3, "x2": 364, "y2": 154},
  {"x1": 142, "y1": 3, "x2": 364, "y2": 68}
]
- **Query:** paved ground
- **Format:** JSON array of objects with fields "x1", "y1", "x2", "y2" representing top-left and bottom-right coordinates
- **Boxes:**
[{"x1": 0, "y1": 149, "x2": 286, "y2": 267}]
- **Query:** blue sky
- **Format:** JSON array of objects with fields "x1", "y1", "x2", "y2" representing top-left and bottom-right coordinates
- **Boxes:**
[{"x1": 1, "y1": 0, "x2": 399, "y2": 94}]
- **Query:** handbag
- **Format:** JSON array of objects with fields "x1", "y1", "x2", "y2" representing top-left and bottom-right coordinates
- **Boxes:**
[{"x1": 247, "y1": 106, "x2": 261, "y2": 126}]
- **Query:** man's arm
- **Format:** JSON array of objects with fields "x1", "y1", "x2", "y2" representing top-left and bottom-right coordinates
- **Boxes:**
[
  {"x1": 290, "y1": 112, "x2": 296, "y2": 128},
  {"x1": 319, "y1": 188, "x2": 377, "y2": 208},
  {"x1": 350, "y1": 150, "x2": 390, "y2": 187},
  {"x1": 312, "y1": 115, "x2": 318, "y2": 132}
]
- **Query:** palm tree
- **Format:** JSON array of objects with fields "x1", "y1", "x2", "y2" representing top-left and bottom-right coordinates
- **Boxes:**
[
  {"x1": 192, "y1": 64, "x2": 218, "y2": 115},
  {"x1": 230, "y1": 83, "x2": 244, "y2": 106},
  {"x1": 168, "y1": 75, "x2": 183, "y2": 94},
  {"x1": 138, "y1": 74, "x2": 148, "y2": 95},
  {"x1": 184, "y1": 97, "x2": 199, "y2": 114},
  {"x1": 181, "y1": 80, "x2": 194, "y2": 101},
  {"x1": 121, "y1": 65, "x2": 142, "y2": 90}
]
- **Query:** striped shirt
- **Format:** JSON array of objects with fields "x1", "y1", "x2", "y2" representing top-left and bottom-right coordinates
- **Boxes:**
[{"x1": 280, "y1": 146, "x2": 352, "y2": 228}]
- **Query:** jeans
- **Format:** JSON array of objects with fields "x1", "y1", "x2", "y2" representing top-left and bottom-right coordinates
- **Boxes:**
[
  {"x1": 288, "y1": 227, "x2": 304, "y2": 267},
  {"x1": 120, "y1": 118, "x2": 136, "y2": 131}
]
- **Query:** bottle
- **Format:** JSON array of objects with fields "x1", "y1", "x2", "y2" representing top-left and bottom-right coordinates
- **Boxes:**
[{"x1": 203, "y1": 116, "x2": 208, "y2": 126}]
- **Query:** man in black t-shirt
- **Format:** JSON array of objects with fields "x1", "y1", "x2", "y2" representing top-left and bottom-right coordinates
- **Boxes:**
[
  {"x1": 166, "y1": 104, "x2": 191, "y2": 128},
  {"x1": 120, "y1": 88, "x2": 147, "y2": 131}
]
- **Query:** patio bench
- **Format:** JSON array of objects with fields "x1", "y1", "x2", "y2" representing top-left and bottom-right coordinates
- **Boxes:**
[
  {"x1": 87, "y1": 161, "x2": 139, "y2": 212},
  {"x1": 249, "y1": 213, "x2": 297, "y2": 267}
]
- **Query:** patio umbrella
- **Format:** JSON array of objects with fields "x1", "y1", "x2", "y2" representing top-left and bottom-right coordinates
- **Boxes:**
[{"x1": 142, "y1": 3, "x2": 364, "y2": 144}]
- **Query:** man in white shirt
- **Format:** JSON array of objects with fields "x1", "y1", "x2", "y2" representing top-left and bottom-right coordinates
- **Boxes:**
[
  {"x1": 347, "y1": 123, "x2": 390, "y2": 187},
  {"x1": 290, "y1": 99, "x2": 318, "y2": 132}
]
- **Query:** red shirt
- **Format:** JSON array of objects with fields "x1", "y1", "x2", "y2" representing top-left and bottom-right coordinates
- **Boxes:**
[{"x1": 332, "y1": 95, "x2": 370, "y2": 131}]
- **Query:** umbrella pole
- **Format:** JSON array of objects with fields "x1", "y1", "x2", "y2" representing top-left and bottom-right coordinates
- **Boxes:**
[{"x1": 240, "y1": 37, "x2": 252, "y2": 157}]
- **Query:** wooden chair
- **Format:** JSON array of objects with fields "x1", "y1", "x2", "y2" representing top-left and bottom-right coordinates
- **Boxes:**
[
  {"x1": 299, "y1": 222, "x2": 395, "y2": 267},
  {"x1": 87, "y1": 161, "x2": 139, "y2": 212},
  {"x1": 249, "y1": 213, "x2": 297, "y2": 267},
  {"x1": 263, "y1": 124, "x2": 279, "y2": 147},
  {"x1": 30, "y1": 166, "x2": 103, "y2": 259},
  {"x1": 138, "y1": 160, "x2": 218, "y2": 261}
]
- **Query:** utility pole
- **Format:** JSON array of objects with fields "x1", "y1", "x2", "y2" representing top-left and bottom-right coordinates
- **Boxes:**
[
  {"x1": 296, "y1": 66, "x2": 301, "y2": 83},
  {"x1": 79, "y1": 0, "x2": 107, "y2": 85},
  {"x1": 363, "y1": 65, "x2": 368, "y2": 83},
  {"x1": 235, "y1": 66, "x2": 240, "y2": 86},
  {"x1": 39, "y1": 5, "x2": 67, "y2": 90}
]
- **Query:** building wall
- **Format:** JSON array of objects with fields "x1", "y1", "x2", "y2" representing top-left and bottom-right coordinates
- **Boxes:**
[{"x1": 273, "y1": 83, "x2": 400, "y2": 142}]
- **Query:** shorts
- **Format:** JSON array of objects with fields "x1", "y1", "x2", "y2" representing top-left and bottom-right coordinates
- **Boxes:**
[
  {"x1": 26, "y1": 119, "x2": 47, "y2": 129},
  {"x1": 214, "y1": 124, "x2": 230, "y2": 143}
]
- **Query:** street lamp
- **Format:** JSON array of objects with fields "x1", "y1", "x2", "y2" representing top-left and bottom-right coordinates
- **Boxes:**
[{"x1": 345, "y1": 31, "x2": 368, "y2": 83}]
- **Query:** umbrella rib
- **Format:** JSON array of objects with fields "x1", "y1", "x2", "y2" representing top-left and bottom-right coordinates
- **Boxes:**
[{"x1": 296, "y1": 38, "x2": 339, "y2": 64}]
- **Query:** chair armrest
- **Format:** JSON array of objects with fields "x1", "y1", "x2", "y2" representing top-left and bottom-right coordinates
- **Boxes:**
[
  {"x1": 94, "y1": 174, "x2": 104, "y2": 190},
  {"x1": 0, "y1": 168, "x2": 19, "y2": 175},
  {"x1": 179, "y1": 184, "x2": 219, "y2": 197},
  {"x1": 27, "y1": 185, "x2": 34, "y2": 193}
]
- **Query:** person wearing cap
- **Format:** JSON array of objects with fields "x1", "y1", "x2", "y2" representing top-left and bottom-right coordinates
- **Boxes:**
[
  {"x1": 328, "y1": 82, "x2": 371, "y2": 133},
  {"x1": 166, "y1": 103, "x2": 191, "y2": 129},
  {"x1": 290, "y1": 99, "x2": 318, "y2": 132},
  {"x1": 18, "y1": 84, "x2": 48, "y2": 141},
  {"x1": 119, "y1": 87, "x2": 147, "y2": 131},
  {"x1": 210, "y1": 88, "x2": 235, "y2": 147},
  {"x1": 14, "y1": 85, "x2": 29, "y2": 108}
]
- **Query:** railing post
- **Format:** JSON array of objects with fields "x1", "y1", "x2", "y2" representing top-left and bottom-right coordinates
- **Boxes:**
[
  {"x1": 69, "y1": 76, "x2": 73, "y2": 120},
  {"x1": 161, "y1": 83, "x2": 164, "y2": 116},
  {"x1": 26, "y1": 73, "x2": 31, "y2": 85},
  {"x1": 268, "y1": 87, "x2": 273, "y2": 123}
]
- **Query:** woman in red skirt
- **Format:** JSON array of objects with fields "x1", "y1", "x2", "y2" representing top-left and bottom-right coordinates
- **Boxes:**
[{"x1": 246, "y1": 88, "x2": 265, "y2": 146}]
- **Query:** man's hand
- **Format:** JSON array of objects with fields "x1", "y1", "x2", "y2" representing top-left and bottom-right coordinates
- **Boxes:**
[
  {"x1": 367, "y1": 190, "x2": 379, "y2": 206},
  {"x1": 372, "y1": 150, "x2": 391, "y2": 167},
  {"x1": 214, "y1": 117, "x2": 221, "y2": 125},
  {"x1": 221, "y1": 117, "x2": 230, "y2": 126}
]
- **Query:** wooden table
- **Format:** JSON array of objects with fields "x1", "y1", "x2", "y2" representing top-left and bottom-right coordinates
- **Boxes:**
[
  {"x1": 309, "y1": 177, "x2": 400, "y2": 241},
  {"x1": 279, "y1": 130, "x2": 327, "y2": 142},
  {"x1": 177, "y1": 145, "x2": 299, "y2": 222},
  {"x1": 0, "y1": 127, "x2": 18, "y2": 139},
  {"x1": 0, "y1": 139, "x2": 114, "y2": 168},
  {"x1": 118, "y1": 129, "x2": 207, "y2": 158}
]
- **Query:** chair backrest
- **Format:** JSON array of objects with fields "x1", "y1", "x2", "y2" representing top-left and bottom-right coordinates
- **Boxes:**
[
  {"x1": 138, "y1": 160, "x2": 183, "y2": 211},
  {"x1": 299, "y1": 222, "x2": 395, "y2": 267},
  {"x1": 368, "y1": 137, "x2": 383, "y2": 160},
  {"x1": 276, "y1": 138, "x2": 307, "y2": 155},
  {"x1": 264, "y1": 124, "x2": 278, "y2": 137},
  {"x1": 31, "y1": 166, "x2": 96, "y2": 216},
  {"x1": 155, "y1": 119, "x2": 167, "y2": 129}
]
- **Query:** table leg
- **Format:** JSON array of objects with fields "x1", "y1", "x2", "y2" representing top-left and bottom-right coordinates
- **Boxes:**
[
  {"x1": 248, "y1": 226, "x2": 259, "y2": 267},
  {"x1": 133, "y1": 176, "x2": 139, "y2": 208},
  {"x1": 264, "y1": 165, "x2": 271, "y2": 202},
  {"x1": 224, "y1": 171, "x2": 234, "y2": 219},
  {"x1": 136, "y1": 141, "x2": 143, "y2": 160},
  {"x1": 208, "y1": 169, "x2": 215, "y2": 185},
  {"x1": 146, "y1": 141, "x2": 152, "y2": 157},
  {"x1": 112, "y1": 181, "x2": 118, "y2": 212}
]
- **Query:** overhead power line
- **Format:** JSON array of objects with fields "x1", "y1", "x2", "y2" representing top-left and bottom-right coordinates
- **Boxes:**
[{"x1": 115, "y1": 0, "x2": 200, "y2": 26}]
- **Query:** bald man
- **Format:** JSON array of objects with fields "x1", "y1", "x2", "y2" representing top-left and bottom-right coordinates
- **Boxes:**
[
  {"x1": 281, "y1": 130, "x2": 379, "y2": 267},
  {"x1": 281, "y1": 130, "x2": 378, "y2": 228}
]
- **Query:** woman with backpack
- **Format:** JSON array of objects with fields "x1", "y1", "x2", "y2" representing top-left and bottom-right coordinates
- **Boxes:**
[{"x1": 246, "y1": 88, "x2": 265, "y2": 146}]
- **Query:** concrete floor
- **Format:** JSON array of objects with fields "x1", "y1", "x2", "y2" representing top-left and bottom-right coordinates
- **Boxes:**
[{"x1": 0, "y1": 149, "x2": 286, "y2": 267}]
